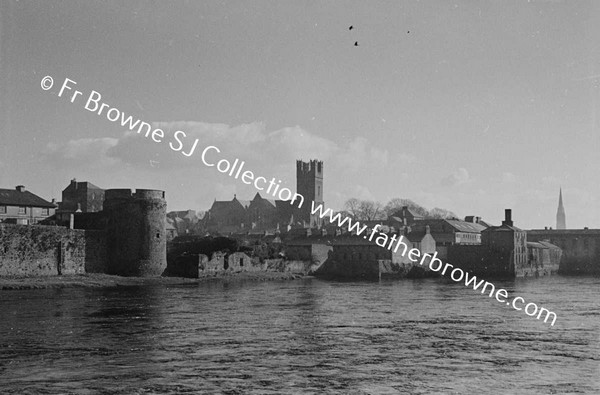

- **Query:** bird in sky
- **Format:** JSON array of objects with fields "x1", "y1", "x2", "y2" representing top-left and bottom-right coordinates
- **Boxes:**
[
  {"x1": 354, "y1": 41, "x2": 359, "y2": 46},
  {"x1": 349, "y1": 25, "x2": 353, "y2": 30}
]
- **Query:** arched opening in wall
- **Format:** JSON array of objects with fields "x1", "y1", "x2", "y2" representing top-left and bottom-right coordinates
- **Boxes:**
[
  {"x1": 224, "y1": 260, "x2": 229, "y2": 270},
  {"x1": 240, "y1": 257, "x2": 244, "y2": 267},
  {"x1": 156, "y1": 232, "x2": 160, "y2": 239}
]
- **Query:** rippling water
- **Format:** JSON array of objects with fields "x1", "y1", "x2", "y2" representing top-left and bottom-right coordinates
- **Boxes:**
[{"x1": 0, "y1": 275, "x2": 599, "y2": 394}]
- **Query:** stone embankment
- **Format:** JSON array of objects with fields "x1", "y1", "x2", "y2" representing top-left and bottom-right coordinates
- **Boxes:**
[{"x1": 0, "y1": 272, "x2": 308, "y2": 290}]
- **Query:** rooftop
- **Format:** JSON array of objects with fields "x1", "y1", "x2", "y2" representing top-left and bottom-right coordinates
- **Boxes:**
[{"x1": 0, "y1": 187, "x2": 56, "y2": 208}]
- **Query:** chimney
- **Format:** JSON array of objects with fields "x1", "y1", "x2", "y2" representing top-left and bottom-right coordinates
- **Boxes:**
[
  {"x1": 426, "y1": 225, "x2": 431, "y2": 234},
  {"x1": 71, "y1": 178, "x2": 77, "y2": 189},
  {"x1": 502, "y1": 209, "x2": 513, "y2": 227},
  {"x1": 15, "y1": 185, "x2": 25, "y2": 192},
  {"x1": 476, "y1": 216, "x2": 481, "y2": 223}
]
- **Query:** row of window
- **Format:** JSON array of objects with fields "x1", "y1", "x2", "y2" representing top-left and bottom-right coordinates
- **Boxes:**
[{"x1": 0, "y1": 206, "x2": 49, "y2": 215}]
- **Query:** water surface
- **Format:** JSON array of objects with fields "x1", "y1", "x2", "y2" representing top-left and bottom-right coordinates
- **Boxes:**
[{"x1": 0, "y1": 275, "x2": 598, "y2": 394}]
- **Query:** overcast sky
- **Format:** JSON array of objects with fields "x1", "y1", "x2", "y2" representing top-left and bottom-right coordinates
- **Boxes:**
[{"x1": 1, "y1": 0, "x2": 599, "y2": 229}]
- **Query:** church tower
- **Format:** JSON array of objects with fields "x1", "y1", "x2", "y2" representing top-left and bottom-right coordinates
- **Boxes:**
[
  {"x1": 556, "y1": 188, "x2": 566, "y2": 230},
  {"x1": 296, "y1": 159, "x2": 324, "y2": 227}
]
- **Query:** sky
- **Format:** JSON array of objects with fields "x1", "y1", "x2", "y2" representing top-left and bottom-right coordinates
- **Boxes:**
[{"x1": 1, "y1": 0, "x2": 599, "y2": 229}]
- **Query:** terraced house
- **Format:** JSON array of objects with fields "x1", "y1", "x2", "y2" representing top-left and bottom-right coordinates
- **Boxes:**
[{"x1": 0, "y1": 185, "x2": 56, "y2": 224}]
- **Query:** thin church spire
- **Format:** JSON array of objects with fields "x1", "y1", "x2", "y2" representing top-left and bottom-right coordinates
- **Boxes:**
[{"x1": 556, "y1": 187, "x2": 566, "y2": 229}]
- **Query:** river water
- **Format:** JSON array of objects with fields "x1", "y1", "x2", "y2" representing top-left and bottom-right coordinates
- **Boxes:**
[{"x1": 0, "y1": 275, "x2": 598, "y2": 394}]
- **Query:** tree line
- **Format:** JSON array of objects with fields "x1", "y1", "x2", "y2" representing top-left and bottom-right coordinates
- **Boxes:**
[{"x1": 341, "y1": 197, "x2": 458, "y2": 221}]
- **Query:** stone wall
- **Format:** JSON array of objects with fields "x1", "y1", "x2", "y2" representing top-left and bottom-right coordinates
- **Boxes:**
[
  {"x1": 0, "y1": 224, "x2": 106, "y2": 277},
  {"x1": 527, "y1": 230, "x2": 600, "y2": 274}
]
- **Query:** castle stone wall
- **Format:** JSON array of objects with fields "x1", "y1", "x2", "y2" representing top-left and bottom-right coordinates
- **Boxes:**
[{"x1": 0, "y1": 224, "x2": 105, "y2": 277}]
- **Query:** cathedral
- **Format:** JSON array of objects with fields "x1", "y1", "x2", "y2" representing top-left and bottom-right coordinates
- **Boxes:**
[{"x1": 204, "y1": 159, "x2": 324, "y2": 234}]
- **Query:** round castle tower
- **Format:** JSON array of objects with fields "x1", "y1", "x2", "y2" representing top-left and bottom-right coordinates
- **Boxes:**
[{"x1": 103, "y1": 189, "x2": 167, "y2": 276}]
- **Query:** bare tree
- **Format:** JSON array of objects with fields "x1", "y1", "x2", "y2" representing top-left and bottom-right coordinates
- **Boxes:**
[
  {"x1": 344, "y1": 198, "x2": 361, "y2": 218},
  {"x1": 359, "y1": 200, "x2": 385, "y2": 221},
  {"x1": 344, "y1": 198, "x2": 385, "y2": 221},
  {"x1": 428, "y1": 207, "x2": 458, "y2": 219}
]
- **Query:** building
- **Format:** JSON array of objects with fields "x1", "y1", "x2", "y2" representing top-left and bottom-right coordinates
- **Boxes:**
[
  {"x1": 408, "y1": 218, "x2": 487, "y2": 260},
  {"x1": 296, "y1": 159, "x2": 324, "y2": 227},
  {"x1": 556, "y1": 188, "x2": 566, "y2": 230},
  {"x1": 481, "y1": 209, "x2": 528, "y2": 274},
  {"x1": 388, "y1": 206, "x2": 424, "y2": 227},
  {"x1": 526, "y1": 241, "x2": 562, "y2": 277},
  {"x1": 59, "y1": 178, "x2": 104, "y2": 213},
  {"x1": 204, "y1": 159, "x2": 323, "y2": 234},
  {"x1": 204, "y1": 195, "x2": 252, "y2": 234},
  {"x1": 448, "y1": 209, "x2": 534, "y2": 278},
  {"x1": 167, "y1": 209, "x2": 199, "y2": 235},
  {"x1": 314, "y1": 226, "x2": 437, "y2": 279},
  {"x1": 0, "y1": 185, "x2": 56, "y2": 224}
]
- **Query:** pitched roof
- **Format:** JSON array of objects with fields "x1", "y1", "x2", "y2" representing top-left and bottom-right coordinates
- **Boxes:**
[
  {"x1": 412, "y1": 219, "x2": 486, "y2": 234},
  {"x1": 83, "y1": 182, "x2": 103, "y2": 190},
  {"x1": 0, "y1": 188, "x2": 56, "y2": 208},
  {"x1": 476, "y1": 219, "x2": 494, "y2": 228},
  {"x1": 210, "y1": 200, "x2": 234, "y2": 210},
  {"x1": 444, "y1": 219, "x2": 487, "y2": 233},
  {"x1": 527, "y1": 241, "x2": 548, "y2": 249},
  {"x1": 483, "y1": 223, "x2": 523, "y2": 232},
  {"x1": 64, "y1": 181, "x2": 103, "y2": 191},
  {"x1": 538, "y1": 241, "x2": 561, "y2": 250}
]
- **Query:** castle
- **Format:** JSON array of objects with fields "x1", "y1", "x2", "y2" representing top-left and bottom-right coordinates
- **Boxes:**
[
  {"x1": 0, "y1": 188, "x2": 167, "y2": 277},
  {"x1": 204, "y1": 159, "x2": 324, "y2": 234}
]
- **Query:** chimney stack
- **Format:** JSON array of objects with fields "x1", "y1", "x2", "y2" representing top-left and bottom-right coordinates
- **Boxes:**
[
  {"x1": 502, "y1": 209, "x2": 513, "y2": 226},
  {"x1": 15, "y1": 185, "x2": 25, "y2": 192}
]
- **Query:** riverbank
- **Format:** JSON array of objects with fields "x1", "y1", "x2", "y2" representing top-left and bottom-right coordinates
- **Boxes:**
[{"x1": 0, "y1": 271, "x2": 309, "y2": 290}]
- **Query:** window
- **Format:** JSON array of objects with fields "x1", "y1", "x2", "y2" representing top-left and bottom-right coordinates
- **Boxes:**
[
  {"x1": 0, "y1": 206, "x2": 6, "y2": 214},
  {"x1": 42, "y1": 208, "x2": 49, "y2": 216},
  {"x1": 18, "y1": 206, "x2": 26, "y2": 214}
]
